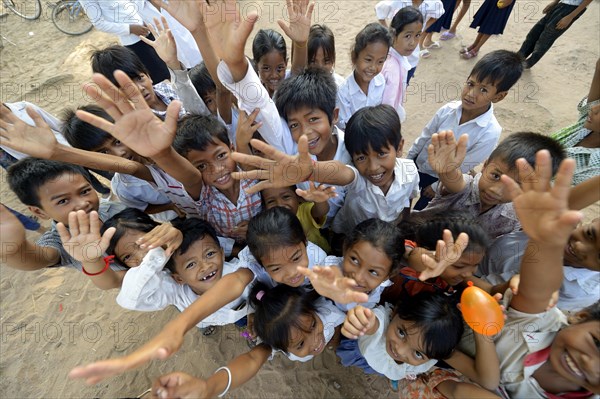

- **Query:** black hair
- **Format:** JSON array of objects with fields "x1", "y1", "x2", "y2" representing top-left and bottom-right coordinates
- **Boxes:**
[
  {"x1": 413, "y1": 211, "x2": 490, "y2": 254},
  {"x1": 488, "y1": 132, "x2": 565, "y2": 176},
  {"x1": 394, "y1": 291, "x2": 464, "y2": 360},
  {"x1": 344, "y1": 104, "x2": 401, "y2": 156},
  {"x1": 100, "y1": 208, "x2": 159, "y2": 259},
  {"x1": 579, "y1": 301, "x2": 600, "y2": 322},
  {"x1": 390, "y1": 6, "x2": 424, "y2": 37},
  {"x1": 90, "y1": 45, "x2": 150, "y2": 86},
  {"x1": 247, "y1": 207, "x2": 306, "y2": 264},
  {"x1": 188, "y1": 62, "x2": 216, "y2": 100},
  {"x1": 7, "y1": 158, "x2": 90, "y2": 208},
  {"x1": 274, "y1": 66, "x2": 337, "y2": 125},
  {"x1": 308, "y1": 24, "x2": 336, "y2": 65},
  {"x1": 343, "y1": 218, "x2": 405, "y2": 276},
  {"x1": 173, "y1": 114, "x2": 231, "y2": 157},
  {"x1": 249, "y1": 281, "x2": 320, "y2": 353},
  {"x1": 469, "y1": 50, "x2": 524, "y2": 93},
  {"x1": 165, "y1": 218, "x2": 220, "y2": 273},
  {"x1": 62, "y1": 105, "x2": 114, "y2": 151},
  {"x1": 351, "y1": 22, "x2": 392, "y2": 64},
  {"x1": 252, "y1": 29, "x2": 287, "y2": 63}
]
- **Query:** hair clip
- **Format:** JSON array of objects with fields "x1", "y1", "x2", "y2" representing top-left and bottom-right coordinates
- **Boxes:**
[{"x1": 256, "y1": 290, "x2": 265, "y2": 301}]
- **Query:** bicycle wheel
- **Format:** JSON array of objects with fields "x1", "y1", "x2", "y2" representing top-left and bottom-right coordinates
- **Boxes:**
[
  {"x1": 3, "y1": 0, "x2": 42, "y2": 20},
  {"x1": 51, "y1": 0, "x2": 93, "y2": 36}
]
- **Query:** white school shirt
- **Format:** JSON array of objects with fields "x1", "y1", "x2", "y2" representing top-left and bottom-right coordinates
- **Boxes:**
[
  {"x1": 336, "y1": 72, "x2": 386, "y2": 131},
  {"x1": 116, "y1": 248, "x2": 251, "y2": 329},
  {"x1": 359, "y1": 305, "x2": 437, "y2": 379},
  {"x1": 332, "y1": 158, "x2": 419, "y2": 234},
  {"x1": 272, "y1": 297, "x2": 346, "y2": 362},
  {"x1": 236, "y1": 242, "x2": 328, "y2": 289},
  {"x1": 322, "y1": 256, "x2": 392, "y2": 311},
  {"x1": 381, "y1": 47, "x2": 411, "y2": 123},
  {"x1": 407, "y1": 101, "x2": 501, "y2": 177}
]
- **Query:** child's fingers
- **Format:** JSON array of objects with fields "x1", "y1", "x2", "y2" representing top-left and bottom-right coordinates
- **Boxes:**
[
  {"x1": 56, "y1": 222, "x2": 71, "y2": 244},
  {"x1": 91, "y1": 73, "x2": 136, "y2": 113},
  {"x1": 531, "y1": 150, "x2": 552, "y2": 192},
  {"x1": 164, "y1": 101, "x2": 181, "y2": 137},
  {"x1": 25, "y1": 106, "x2": 50, "y2": 129},
  {"x1": 296, "y1": 266, "x2": 315, "y2": 279},
  {"x1": 513, "y1": 158, "x2": 536, "y2": 192},
  {"x1": 160, "y1": 15, "x2": 169, "y2": 30},
  {"x1": 75, "y1": 109, "x2": 116, "y2": 136},
  {"x1": 76, "y1": 210, "x2": 91, "y2": 235},
  {"x1": 99, "y1": 227, "x2": 116, "y2": 253},
  {"x1": 67, "y1": 211, "x2": 80, "y2": 237},
  {"x1": 138, "y1": 34, "x2": 155, "y2": 47},
  {"x1": 353, "y1": 307, "x2": 372, "y2": 329},
  {"x1": 500, "y1": 174, "x2": 523, "y2": 201},
  {"x1": 551, "y1": 158, "x2": 576, "y2": 203},
  {"x1": 341, "y1": 322, "x2": 361, "y2": 339},
  {"x1": 113, "y1": 71, "x2": 150, "y2": 111}
]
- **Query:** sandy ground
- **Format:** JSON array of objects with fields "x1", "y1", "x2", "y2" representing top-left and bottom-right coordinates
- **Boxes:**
[{"x1": 0, "y1": 0, "x2": 598, "y2": 397}]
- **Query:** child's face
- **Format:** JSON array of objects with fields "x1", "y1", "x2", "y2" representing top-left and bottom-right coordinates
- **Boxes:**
[
  {"x1": 186, "y1": 139, "x2": 237, "y2": 192},
  {"x1": 461, "y1": 76, "x2": 507, "y2": 114},
  {"x1": 201, "y1": 90, "x2": 218, "y2": 115},
  {"x1": 260, "y1": 242, "x2": 308, "y2": 287},
  {"x1": 91, "y1": 137, "x2": 145, "y2": 163},
  {"x1": 393, "y1": 21, "x2": 423, "y2": 56},
  {"x1": 30, "y1": 172, "x2": 100, "y2": 225},
  {"x1": 342, "y1": 240, "x2": 393, "y2": 294},
  {"x1": 287, "y1": 106, "x2": 338, "y2": 157},
  {"x1": 478, "y1": 159, "x2": 517, "y2": 208},
  {"x1": 114, "y1": 229, "x2": 148, "y2": 268},
  {"x1": 258, "y1": 50, "x2": 287, "y2": 95},
  {"x1": 352, "y1": 143, "x2": 401, "y2": 195},
  {"x1": 564, "y1": 218, "x2": 600, "y2": 271},
  {"x1": 287, "y1": 312, "x2": 327, "y2": 358},
  {"x1": 309, "y1": 46, "x2": 334, "y2": 73},
  {"x1": 262, "y1": 187, "x2": 300, "y2": 214},
  {"x1": 550, "y1": 319, "x2": 600, "y2": 393},
  {"x1": 353, "y1": 42, "x2": 389, "y2": 88},
  {"x1": 440, "y1": 250, "x2": 484, "y2": 286},
  {"x1": 133, "y1": 73, "x2": 159, "y2": 108},
  {"x1": 172, "y1": 235, "x2": 224, "y2": 295},
  {"x1": 385, "y1": 316, "x2": 432, "y2": 366},
  {"x1": 583, "y1": 103, "x2": 600, "y2": 133}
]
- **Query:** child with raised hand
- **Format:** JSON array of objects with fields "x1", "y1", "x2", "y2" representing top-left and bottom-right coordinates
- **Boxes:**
[
  {"x1": 342, "y1": 292, "x2": 501, "y2": 397},
  {"x1": 381, "y1": 7, "x2": 424, "y2": 123},
  {"x1": 307, "y1": 24, "x2": 345, "y2": 86},
  {"x1": 490, "y1": 150, "x2": 600, "y2": 397},
  {"x1": 415, "y1": 130, "x2": 565, "y2": 238},
  {"x1": 336, "y1": 23, "x2": 392, "y2": 130},
  {"x1": 408, "y1": 50, "x2": 524, "y2": 210}
]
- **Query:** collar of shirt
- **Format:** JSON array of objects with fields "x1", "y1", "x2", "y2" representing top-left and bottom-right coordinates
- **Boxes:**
[
  {"x1": 563, "y1": 267, "x2": 600, "y2": 294},
  {"x1": 348, "y1": 72, "x2": 385, "y2": 97},
  {"x1": 448, "y1": 100, "x2": 495, "y2": 128}
]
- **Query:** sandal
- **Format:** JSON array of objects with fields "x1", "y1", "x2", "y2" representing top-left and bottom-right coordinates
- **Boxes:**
[
  {"x1": 419, "y1": 49, "x2": 431, "y2": 58},
  {"x1": 459, "y1": 46, "x2": 471, "y2": 54},
  {"x1": 424, "y1": 41, "x2": 441, "y2": 49},
  {"x1": 440, "y1": 31, "x2": 456, "y2": 40},
  {"x1": 460, "y1": 49, "x2": 479, "y2": 59}
]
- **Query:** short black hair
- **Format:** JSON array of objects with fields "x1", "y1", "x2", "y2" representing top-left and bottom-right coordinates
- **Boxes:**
[
  {"x1": 414, "y1": 211, "x2": 490, "y2": 254},
  {"x1": 308, "y1": 24, "x2": 336, "y2": 65},
  {"x1": 62, "y1": 105, "x2": 114, "y2": 151},
  {"x1": 344, "y1": 104, "x2": 401, "y2": 156},
  {"x1": 252, "y1": 29, "x2": 287, "y2": 63},
  {"x1": 166, "y1": 217, "x2": 220, "y2": 273},
  {"x1": 274, "y1": 66, "x2": 337, "y2": 125},
  {"x1": 90, "y1": 45, "x2": 150, "y2": 86},
  {"x1": 470, "y1": 50, "x2": 524, "y2": 92},
  {"x1": 343, "y1": 218, "x2": 405, "y2": 276},
  {"x1": 351, "y1": 22, "x2": 392, "y2": 64},
  {"x1": 488, "y1": 132, "x2": 566, "y2": 176},
  {"x1": 173, "y1": 114, "x2": 231, "y2": 157},
  {"x1": 7, "y1": 158, "x2": 90, "y2": 208},
  {"x1": 390, "y1": 6, "x2": 424, "y2": 37},
  {"x1": 247, "y1": 207, "x2": 306, "y2": 264},
  {"x1": 101, "y1": 208, "x2": 159, "y2": 260},
  {"x1": 394, "y1": 291, "x2": 464, "y2": 360},
  {"x1": 189, "y1": 62, "x2": 216, "y2": 99},
  {"x1": 249, "y1": 281, "x2": 319, "y2": 353}
]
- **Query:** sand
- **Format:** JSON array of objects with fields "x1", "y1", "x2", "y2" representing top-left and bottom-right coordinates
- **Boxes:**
[{"x1": 0, "y1": 0, "x2": 598, "y2": 397}]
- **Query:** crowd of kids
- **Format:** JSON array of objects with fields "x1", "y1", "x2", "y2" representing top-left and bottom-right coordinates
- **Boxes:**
[{"x1": 0, "y1": 0, "x2": 598, "y2": 398}]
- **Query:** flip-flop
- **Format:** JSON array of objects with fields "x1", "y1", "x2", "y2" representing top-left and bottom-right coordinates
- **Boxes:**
[
  {"x1": 460, "y1": 49, "x2": 479, "y2": 59},
  {"x1": 459, "y1": 46, "x2": 471, "y2": 54},
  {"x1": 420, "y1": 49, "x2": 431, "y2": 58},
  {"x1": 425, "y1": 41, "x2": 441, "y2": 49},
  {"x1": 440, "y1": 31, "x2": 456, "y2": 40}
]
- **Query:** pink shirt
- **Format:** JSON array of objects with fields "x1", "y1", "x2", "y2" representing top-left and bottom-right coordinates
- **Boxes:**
[{"x1": 381, "y1": 47, "x2": 411, "y2": 122}]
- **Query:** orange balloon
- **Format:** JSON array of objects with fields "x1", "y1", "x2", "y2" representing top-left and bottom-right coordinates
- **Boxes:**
[{"x1": 460, "y1": 282, "x2": 504, "y2": 336}]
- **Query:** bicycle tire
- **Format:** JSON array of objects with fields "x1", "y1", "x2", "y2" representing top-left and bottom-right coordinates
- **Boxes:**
[
  {"x1": 3, "y1": 0, "x2": 42, "y2": 20},
  {"x1": 51, "y1": 0, "x2": 93, "y2": 36}
]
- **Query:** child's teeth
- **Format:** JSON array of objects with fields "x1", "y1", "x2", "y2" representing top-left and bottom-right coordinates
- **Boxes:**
[
  {"x1": 565, "y1": 353, "x2": 584, "y2": 377},
  {"x1": 201, "y1": 271, "x2": 216, "y2": 281}
]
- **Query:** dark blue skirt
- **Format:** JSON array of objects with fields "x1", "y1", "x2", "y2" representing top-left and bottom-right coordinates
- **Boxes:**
[
  {"x1": 336, "y1": 337, "x2": 383, "y2": 376},
  {"x1": 470, "y1": 0, "x2": 516, "y2": 35},
  {"x1": 427, "y1": 0, "x2": 458, "y2": 33}
]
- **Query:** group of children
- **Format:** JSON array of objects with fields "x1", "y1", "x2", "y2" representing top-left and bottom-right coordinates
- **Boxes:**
[{"x1": 0, "y1": 0, "x2": 598, "y2": 398}]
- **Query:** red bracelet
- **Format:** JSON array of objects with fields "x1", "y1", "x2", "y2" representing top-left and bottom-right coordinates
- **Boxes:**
[{"x1": 81, "y1": 255, "x2": 113, "y2": 276}]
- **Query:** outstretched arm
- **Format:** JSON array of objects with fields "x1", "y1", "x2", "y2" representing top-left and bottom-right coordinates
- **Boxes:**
[
  {"x1": 427, "y1": 131, "x2": 469, "y2": 194},
  {"x1": 297, "y1": 265, "x2": 369, "y2": 305},
  {"x1": 279, "y1": 0, "x2": 314, "y2": 76}
]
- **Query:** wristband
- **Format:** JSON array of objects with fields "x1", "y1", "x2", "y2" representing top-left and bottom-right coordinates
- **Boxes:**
[
  {"x1": 81, "y1": 255, "x2": 113, "y2": 276},
  {"x1": 215, "y1": 366, "x2": 232, "y2": 397}
]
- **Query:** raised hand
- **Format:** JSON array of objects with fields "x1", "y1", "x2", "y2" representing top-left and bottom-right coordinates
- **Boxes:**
[
  {"x1": 297, "y1": 265, "x2": 369, "y2": 304},
  {"x1": 419, "y1": 229, "x2": 469, "y2": 281},
  {"x1": 0, "y1": 105, "x2": 60, "y2": 159},
  {"x1": 341, "y1": 305, "x2": 377, "y2": 339},
  {"x1": 236, "y1": 109, "x2": 263, "y2": 155},
  {"x1": 0, "y1": 204, "x2": 27, "y2": 256},
  {"x1": 501, "y1": 150, "x2": 581, "y2": 246},
  {"x1": 140, "y1": 17, "x2": 180, "y2": 69},
  {"x1": 296, "y1": 182, "x2": 336, "y2": 203},
  {"x1": 136, "y1": 223, "x2": 183, "y2": 256},
  {"x1": 152, "y1": 372, "x2": 209, "y2": 399},
  {"x1": 427, "y1": 130, "x2": 468, "y2": 176},
  {"x1": 231, "y1": 135, "x2": 315, "y2": 194},
  {"x1": 78, "y1": 71, "x2": 180, "y2": 159},
  {"x1": 56, "y1": 210, "x2": 115, "y2": 264},
  {"x1": 148, "y1": 0, "x2": 207, "y2": 35},
  {"x1": 278, "y1": 0, "x2": 314, "y2": 44}
]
